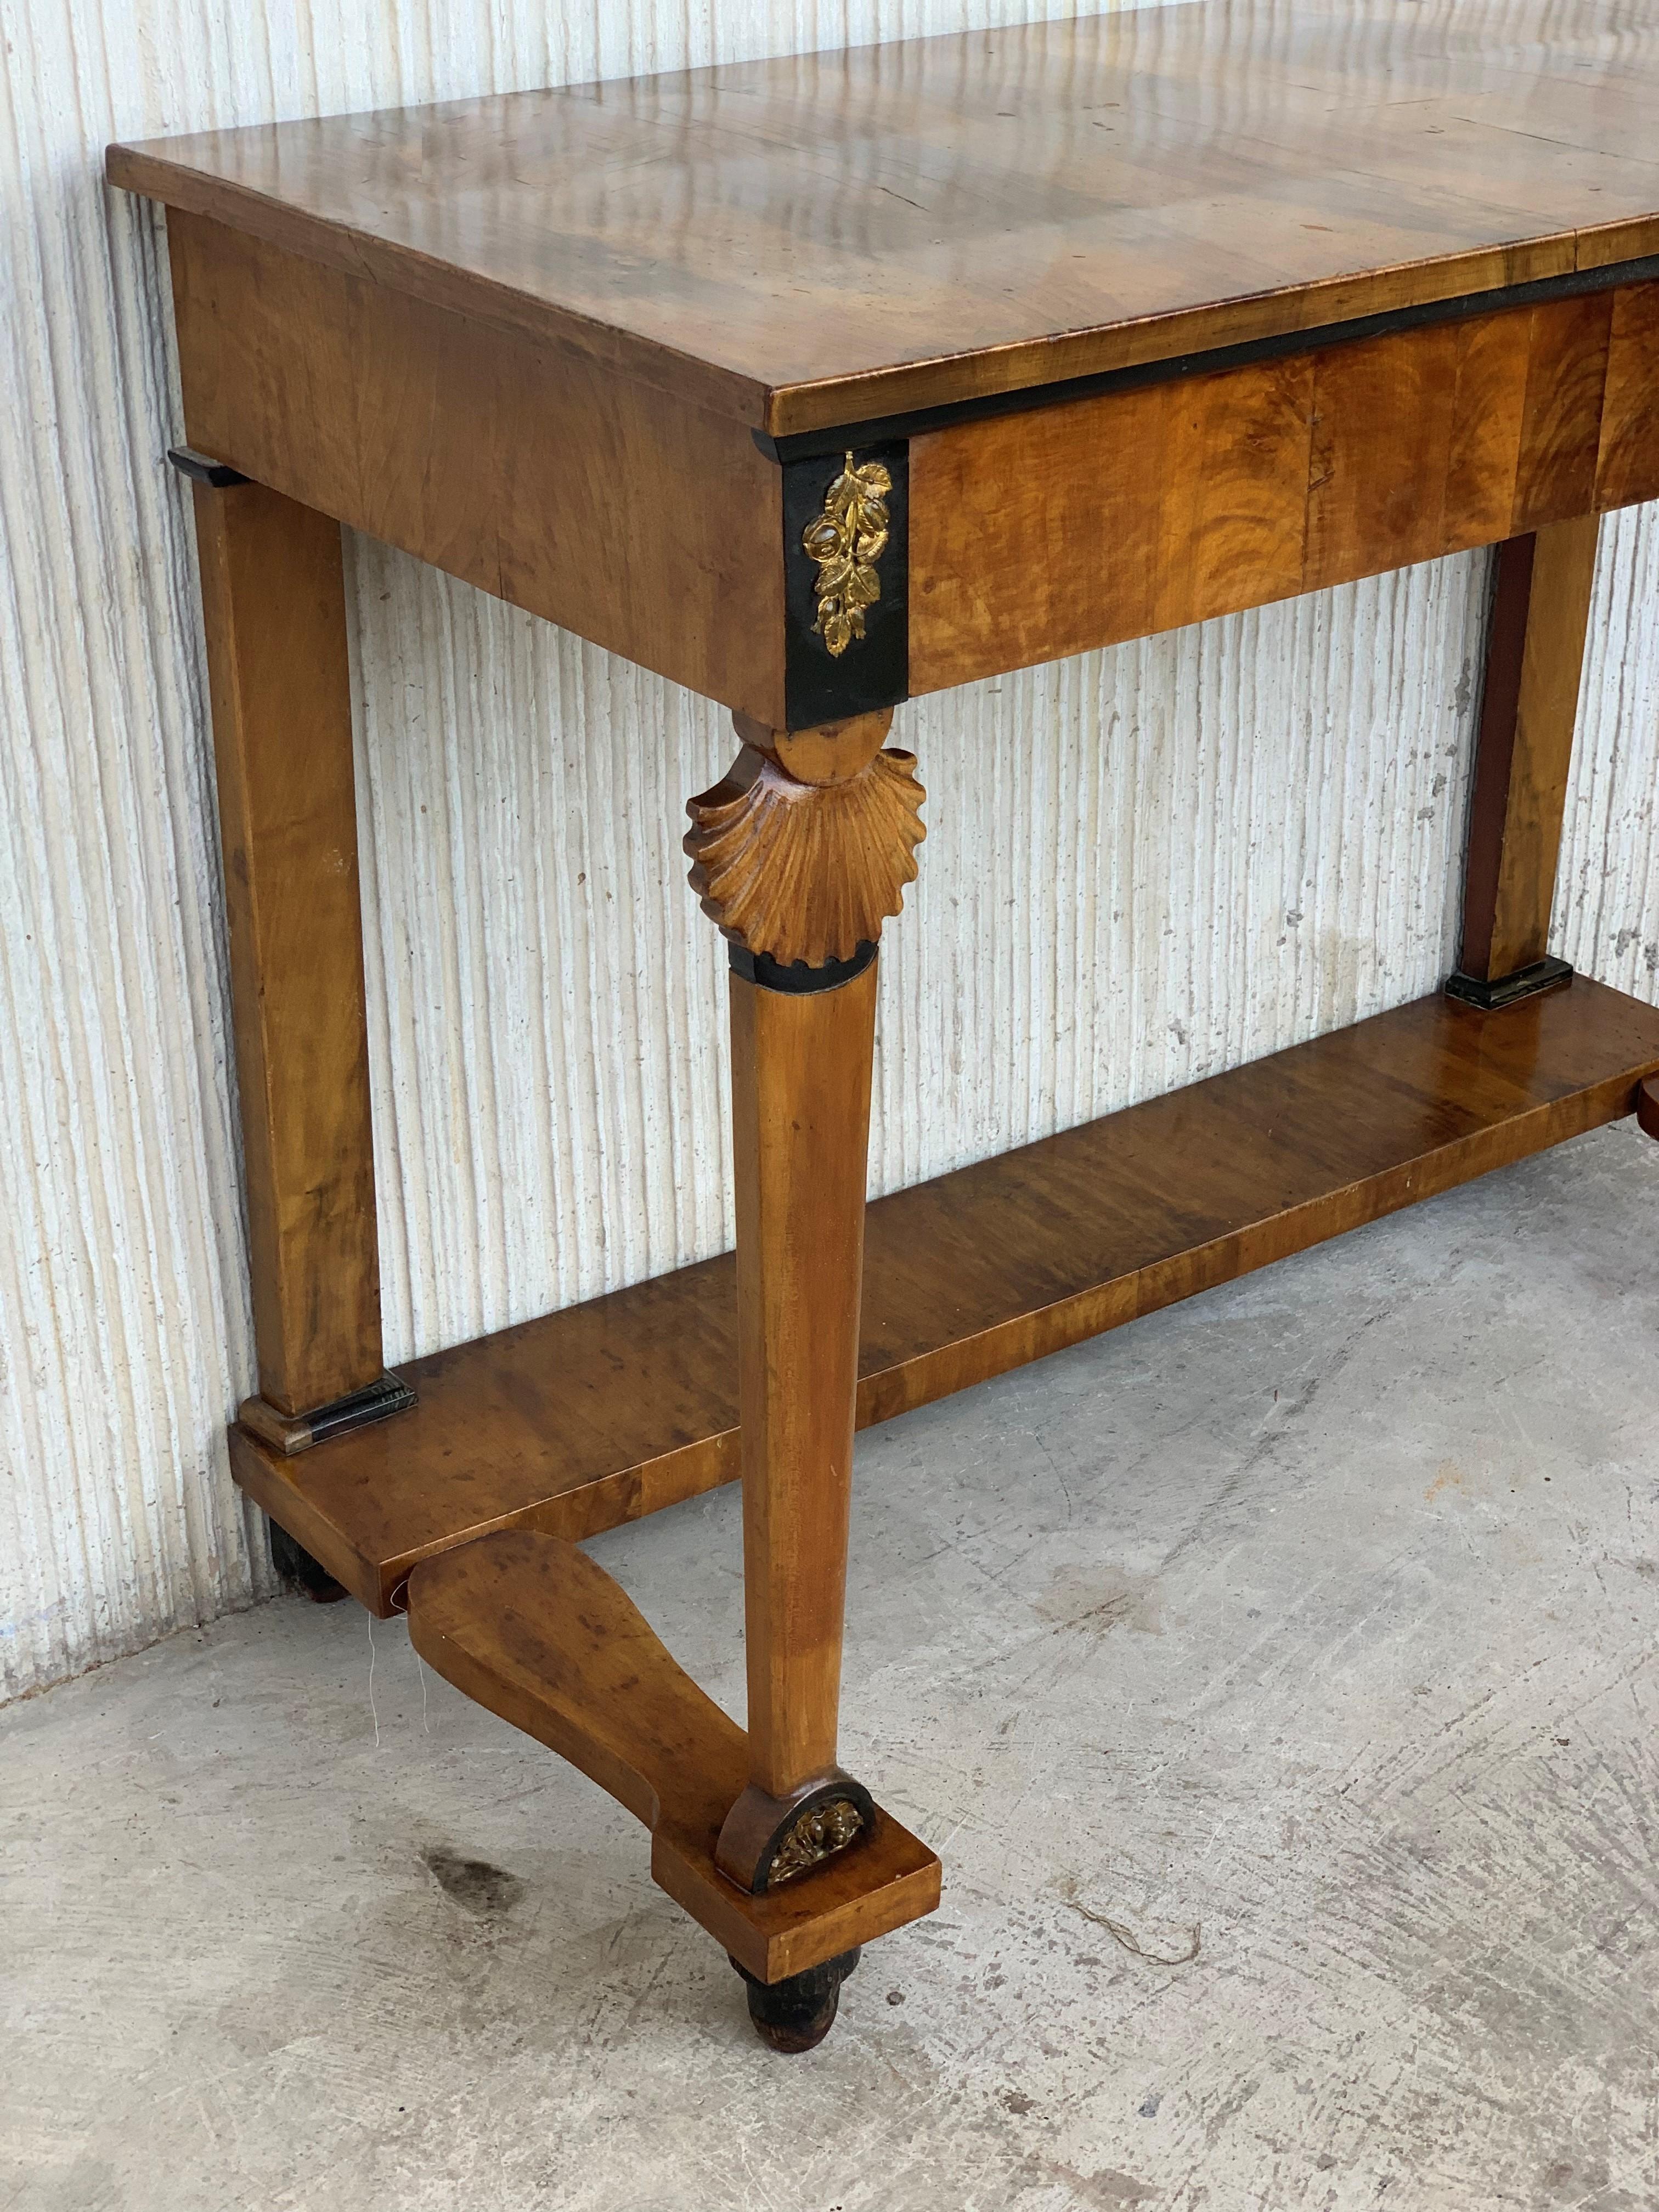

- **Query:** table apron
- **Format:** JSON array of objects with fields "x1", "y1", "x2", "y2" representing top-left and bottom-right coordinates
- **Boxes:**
[{"x1": 907, "y1": 282, "x2": 1659, "y2": 695}]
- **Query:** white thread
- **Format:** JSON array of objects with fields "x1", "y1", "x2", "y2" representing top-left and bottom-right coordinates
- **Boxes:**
[
  {"x1": 367, "y1": 1611, "x2": 381, "y2": 1750},
  {"x1": 384, "y1": 1585, "x2": 430, "y2": 1737}
]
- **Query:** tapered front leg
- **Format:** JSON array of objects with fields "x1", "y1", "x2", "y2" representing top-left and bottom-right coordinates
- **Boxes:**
[{"x1": 685, "y1": 710, "x2": 924, "y2": 1895}]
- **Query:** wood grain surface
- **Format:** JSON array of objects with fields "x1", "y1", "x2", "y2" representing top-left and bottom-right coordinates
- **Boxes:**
[
  {"x1": 167, "y1": 211, "x2": 787, "y2": 723},
  {"x1": 728, "y1": 962, "x2": 877, "y2": 1801},
  {"x1": 191, "y1": 478, "x2": 385, "y2": 1416},
  {"x1": 407, "y1": 1528, "x2": 941, "y2": 1981},
  {"x1": 110, "y1": 0, "x2": 1659, "y2": 436},
  {"x1": 233, "y1": 978, "x2": 1659, "y2": 1612},
  {"x1": 909, "y1": 287, "x2": 1659, "y2": 694},
  {"x1": 1459, "y1": 518, "x2": 1603, "y2": 984}
]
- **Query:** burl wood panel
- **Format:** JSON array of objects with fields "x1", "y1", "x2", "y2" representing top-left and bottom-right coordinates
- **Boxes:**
[
  {"x1": 167, "y1": 211, "x2": 787, "y2": 724},
  {"x1": 193, "y1": 479, "x2": 383, "y2": 1415},
  {"x1": 110, "y1": 0, "x2": 1659, "y2": 436},
  {"x1": 232, "y1": 979, "x2": 1659, "y2": 1613},
  {"x1": 408, "y1": 1531, "x2": 941, "y2": 1983},
  {"x1": 909, "y1": 288, "x2": 1659, "y2": 695}
]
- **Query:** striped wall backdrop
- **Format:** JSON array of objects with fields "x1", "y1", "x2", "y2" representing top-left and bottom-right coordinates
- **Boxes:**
[{"x1": 2, "y1": 0, "x2": 1656, "y2": 1699}]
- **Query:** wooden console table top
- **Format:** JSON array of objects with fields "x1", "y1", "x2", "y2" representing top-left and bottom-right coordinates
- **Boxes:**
[{"x1": 109, "y1": 0, "x2": 1659, "y2": 436}]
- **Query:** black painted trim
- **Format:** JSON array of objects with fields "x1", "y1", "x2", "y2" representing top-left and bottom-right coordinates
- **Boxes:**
[
  {"x1": 306, "y1": 1372, "x2": 417, "y2": 1447},
  {"x1": 267, "y1": 1521, "x2": 349, "y2": 1603},
  {"x1": 730, "y1": 940, "x2": 877, "y2": 996},
  {"x1": 168, "y1": 445, "x2": 251, "y2": 489},
  {"x1": 758, "y1": 253, "x2": 1659, "y2": 464},
  {"x1": 782, "y1": 442, "x2": 909, "y2": 726},
  {"x1": 1445, "y1": 957, "x2": 1575, "y2": 1012}
]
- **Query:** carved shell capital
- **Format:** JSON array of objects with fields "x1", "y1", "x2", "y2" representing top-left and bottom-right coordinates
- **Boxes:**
[{"x1": 685, "y1": 746, "x2": 926, "y2": 968}]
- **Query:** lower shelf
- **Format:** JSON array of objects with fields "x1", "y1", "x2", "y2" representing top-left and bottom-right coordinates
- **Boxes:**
[{"x1": 233, "y1": 975, "x2": 1659, "y2": 1612}]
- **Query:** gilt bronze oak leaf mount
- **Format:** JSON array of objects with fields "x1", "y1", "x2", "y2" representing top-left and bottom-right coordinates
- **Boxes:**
[{"x1": 803, "y1": 452, "x2": 892, "y2": 656}]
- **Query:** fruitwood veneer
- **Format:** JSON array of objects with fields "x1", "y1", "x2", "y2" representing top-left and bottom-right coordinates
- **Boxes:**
[
  {"x1": 164, "y1": 210, "x2": 787, "y2": 724},
  {"x1": 108, "y1": 2, "x2": 1659, "y2": 437},
  {"x1": 909, "y1": 289, "x2": 1659, "y2": 692},
  {"x1": 233, "y1": 977, "x2": 1659, "y2": 1616},
  {"x1": 191, "y1": 480, "x2": 385, "y2": 1417}
]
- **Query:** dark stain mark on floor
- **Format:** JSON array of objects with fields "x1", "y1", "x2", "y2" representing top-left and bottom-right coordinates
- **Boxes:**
[{"x1": 421, "y1": 1846, "x2": 525, "y2": 1916}]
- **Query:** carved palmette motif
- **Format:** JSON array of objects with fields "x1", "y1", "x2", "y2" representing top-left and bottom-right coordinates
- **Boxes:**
[
  {"x1": 685, "y1": 747, "x2": 926, "y2": 968},
  {"x1": 802, "y1": 452, "x2": 891, "y2": 656},
  {"x1": 766, "y1": 1796, "x2": 867, "y2": 1887}
]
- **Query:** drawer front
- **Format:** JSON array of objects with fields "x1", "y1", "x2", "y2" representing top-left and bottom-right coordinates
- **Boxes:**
[{"x1": 909, "y1": 284, "x2": 1659, "y2": 695}]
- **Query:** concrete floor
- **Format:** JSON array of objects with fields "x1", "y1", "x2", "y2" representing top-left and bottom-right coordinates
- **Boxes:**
[{"x1": 5, "y1": 1123, "x2": 1659, "y2": 2212}]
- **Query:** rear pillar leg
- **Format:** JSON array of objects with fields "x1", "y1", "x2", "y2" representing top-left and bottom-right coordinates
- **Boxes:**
[
  {"x1": 179, "y1": 447, "x2": 411, "y2": 1459},
  {"x1": 1448, "y1": 514, "x2": 1600, "y2": 1011}
]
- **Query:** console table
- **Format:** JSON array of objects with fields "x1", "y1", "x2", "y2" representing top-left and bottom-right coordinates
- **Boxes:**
[{"x1": 110, "y1": 0, "x2": 1659, "y2": 2051}]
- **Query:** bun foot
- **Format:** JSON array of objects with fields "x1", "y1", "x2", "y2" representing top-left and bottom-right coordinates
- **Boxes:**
[
  {"x1": 731, "y1": 1948, "x2": 860, "y2": 2053},
  {"x1": 269, "y1": 1520, "x2": 348, "y2": 1603}
]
